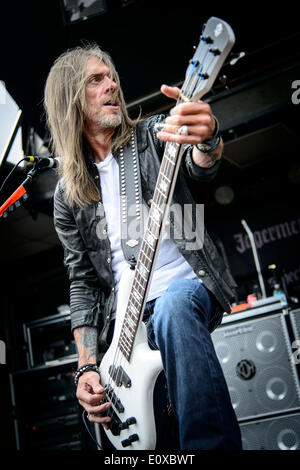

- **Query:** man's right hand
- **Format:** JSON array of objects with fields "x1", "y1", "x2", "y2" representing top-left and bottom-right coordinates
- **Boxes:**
[{"x1": 76, "y1": 370, "x2": 112, "y2": 429}]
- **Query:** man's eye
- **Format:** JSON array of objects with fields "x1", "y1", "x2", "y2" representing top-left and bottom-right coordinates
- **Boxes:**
[{"x1": 89, "y1": 75, "x2": 103, "y2": 83}]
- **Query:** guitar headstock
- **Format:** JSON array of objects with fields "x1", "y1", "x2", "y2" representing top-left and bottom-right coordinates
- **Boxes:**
[{"x1": 181, "y1": 17, "x2": 235, "y2": 102}]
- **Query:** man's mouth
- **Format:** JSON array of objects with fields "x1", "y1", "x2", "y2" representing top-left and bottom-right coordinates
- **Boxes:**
[{"x1": 103, "y1": 99, "x2": 120, "y2": 108}]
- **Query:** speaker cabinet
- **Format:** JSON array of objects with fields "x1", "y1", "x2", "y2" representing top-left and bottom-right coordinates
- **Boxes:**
[
  {"x1": 211, "y1": 313, "x2": 300, "y2": 420},
  {"x1": 240, "y1": 413, "x2": 300, "y2": 450},
  {"x1": 290, "y1": 309, "x2": 300, "y2": 341}
]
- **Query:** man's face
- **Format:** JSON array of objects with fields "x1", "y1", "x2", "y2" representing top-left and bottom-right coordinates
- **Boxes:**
[{"x1": 84, "y1": 56, "x2": 121, "y2": 130}]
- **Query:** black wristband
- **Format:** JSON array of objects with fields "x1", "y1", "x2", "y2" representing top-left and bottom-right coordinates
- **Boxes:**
[
  {"x1": 74, "y1": 363, "x2": 99, "y2": 387},
  {"x1": 195, "y1": 116, "x2": 220, "y2": 154}
]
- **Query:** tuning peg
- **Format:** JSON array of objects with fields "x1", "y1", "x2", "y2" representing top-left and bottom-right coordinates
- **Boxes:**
[
  {"x1": 203, "y1": 36, "x2": 213, "y2": 44},
  {"x1": 229, "y1": 51, "x2": 246, "y2": 66}
]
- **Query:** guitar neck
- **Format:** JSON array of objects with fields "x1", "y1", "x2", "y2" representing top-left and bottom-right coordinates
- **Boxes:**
[
  {"x1": 118, "y1": 140, "x2": 184, "y2": 361},
  {"x1": 117, "y1": 17, "x2": 236, "y2": 361}
]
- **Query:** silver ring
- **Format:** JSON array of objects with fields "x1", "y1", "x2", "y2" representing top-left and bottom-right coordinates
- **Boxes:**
[{"x1": 178, "y1": 125, "x2": 189, "y2": 136}]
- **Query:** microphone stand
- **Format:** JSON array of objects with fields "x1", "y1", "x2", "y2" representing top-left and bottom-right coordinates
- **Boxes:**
[{"x1": 0, "y1": 164, "x2": 38, "y2": 218}]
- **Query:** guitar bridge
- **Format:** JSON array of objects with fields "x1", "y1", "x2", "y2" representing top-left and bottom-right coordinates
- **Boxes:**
[{"x1": 102, "y1": 397, "x2": 137, "y2": 437}]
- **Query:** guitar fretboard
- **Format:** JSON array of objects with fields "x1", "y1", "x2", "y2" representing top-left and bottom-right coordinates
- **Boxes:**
[
  {"x1": 116, "y1": 17, "x2": 235, "y2": 361},
  {"x1": 118, "y1": 140, "x2": 182, "y2": 360}
]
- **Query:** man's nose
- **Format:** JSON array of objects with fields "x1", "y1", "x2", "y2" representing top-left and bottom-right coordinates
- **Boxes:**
[{"x1": 104, "y1": 75, "x2": 117, "y2": 94}]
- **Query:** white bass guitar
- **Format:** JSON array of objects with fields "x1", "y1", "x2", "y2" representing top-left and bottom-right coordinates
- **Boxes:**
[{"x1": 99, "y1": 16, "x2": 235, "y2": 450}]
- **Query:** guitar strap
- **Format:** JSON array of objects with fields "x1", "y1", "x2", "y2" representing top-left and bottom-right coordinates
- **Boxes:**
[{"x1": 118, "y1": 128, "x2": 143, "y2": 268}]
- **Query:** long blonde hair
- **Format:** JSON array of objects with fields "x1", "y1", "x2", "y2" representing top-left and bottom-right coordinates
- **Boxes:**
[{"x1": 44, "y1": 44, "x2": 138, "y2": 207}]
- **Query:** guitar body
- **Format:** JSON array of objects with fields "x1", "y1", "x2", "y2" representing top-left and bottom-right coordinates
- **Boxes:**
[{"x1": 99, "y1": 267, "x2": 164, "y2": 450}]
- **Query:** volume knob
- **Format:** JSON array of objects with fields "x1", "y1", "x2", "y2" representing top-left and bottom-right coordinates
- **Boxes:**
[
  {"x1": 120, "y1": 416, "x2": 136, "y2": 430},
  {"x1": 121, "y1": 433, "x2": 139, "y2": 447}
]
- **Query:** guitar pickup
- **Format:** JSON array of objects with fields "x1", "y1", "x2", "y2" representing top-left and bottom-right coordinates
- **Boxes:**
[
  {"x1": 109, "y1": 365, "x2": 132, "y2": 388},
  {"x1": 106, "y1": 384, "x2": 125, "y2": 413}
]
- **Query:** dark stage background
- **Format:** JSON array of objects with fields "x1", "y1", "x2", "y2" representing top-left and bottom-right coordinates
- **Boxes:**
[{"x1": 0, "y1": 0, "x2": 300, "y2": 451}]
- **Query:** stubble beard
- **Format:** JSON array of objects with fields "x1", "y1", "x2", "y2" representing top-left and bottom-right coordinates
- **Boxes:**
[{"x1": 94, "y1": 109, "x2": 122, "y2": 130}]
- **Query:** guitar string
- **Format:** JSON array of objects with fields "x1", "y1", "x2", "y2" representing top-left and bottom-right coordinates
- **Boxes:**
[{"x1": 102, "y1": 38, "x2": 214, "y2": 427}]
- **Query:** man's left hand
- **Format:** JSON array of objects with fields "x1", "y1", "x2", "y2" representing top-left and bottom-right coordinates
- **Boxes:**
[{"x1": 157, "y1": 85, "x2": 223, "y2": 168}]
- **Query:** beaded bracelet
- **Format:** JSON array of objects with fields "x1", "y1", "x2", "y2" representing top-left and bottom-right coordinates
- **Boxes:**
[{"x1": 74, "y1": 363, "x2": 100, "y2": 387}]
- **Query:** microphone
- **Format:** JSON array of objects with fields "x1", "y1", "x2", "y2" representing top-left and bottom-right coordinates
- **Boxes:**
[{"x1": 25, "y1": 155, "x2": 59, "y2": 169}]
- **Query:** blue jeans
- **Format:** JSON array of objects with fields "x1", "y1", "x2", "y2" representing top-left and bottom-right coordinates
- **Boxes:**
[{"x1": 144, "y1": 279, "x2": 242, "y2": 450}]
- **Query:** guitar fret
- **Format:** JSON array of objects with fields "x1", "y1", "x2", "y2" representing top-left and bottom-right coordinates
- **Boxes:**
[
  {"x1": 165, "y1": 154, "x2": 175, "y2": 166},
  {"x1": 128, "y1": 303, "x2": 139, "y2": 318},
  {"x1": 162, "y1": 152, "x2": 175, "y2": 171},
  {"x1": 118, "y1": 343, "x2": 126, "y2": 356},
  {"x1": 144, "y1": 238, "x2": 155, "y2": 252},
  {"x1": 136, "y1": 269, "x2": 146, "y2": 285},
  {"x1": 122, "y1": 324, "x2": 133, "y2": 338},
  {"x1": 124, "y1": 316, "x2": 135, "y2": 331},
  {"x1": 132, "y1": 288, "x2": 142, "y2": 302},
  {"x1": 146, "y1": 230, "x2": 156, "y2": 246},
  {"x1": 159, "y1": 179, "x2": 168, "y2": 194},
  {"x1": 142, "y1": 241, "x2": 154, "y2": 259},
  {"x1": 140, "y1": 246, "x2": 150, "y2": 257},
  {"x1": 119, "y1": 343, "x2": 131, "y2": 361},
  {"x1": 147, "y1": 225, "x2": 159, "y2": 240},
  {"x1": 160, "y1": 173, "x2": 171, "y2": 184},
  {"x1": 149, "y1": 216, "x2": 160, "y2": 229},
  {"x1": 120, "y1": 331, "x2": 133, "y2": 347},
  {"x1": 134, "y1": 276, "x2": 145, "y2": 291},
  {"x1": 125, "y1": 315, "x2": 136, "y2": 330},
  {"x1": 139, "y1": 254, "x2": 151, "y2": 275},
  {"x1": 130, "y1": 291, "x2": 141, "y2": 305},
  {"x1": 137, "y1": 264, "x2": 148, "y2": 281},
  {"x1": 138, "y1": 262, "x2": 148, "y2": 274},
  {"x1": 118, "y1": 337, "x2": 131, "y2": 355},
  {"x1": 156, "y1": 186, "x2": 167, "y2": 200},
  {"x1": 166, "y1": 143, "x2": 178, "y2": 159},
  {"x1": 151, "y1": 200, "x2": 163, "y2": 213},
  {"x1": 150, "y1": 207, "x2": 161, "y2": 224}
]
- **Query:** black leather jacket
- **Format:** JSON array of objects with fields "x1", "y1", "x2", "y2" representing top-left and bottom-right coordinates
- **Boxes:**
[{"x1": 54, "y1": 114, "x2": 237, "y2": 352}]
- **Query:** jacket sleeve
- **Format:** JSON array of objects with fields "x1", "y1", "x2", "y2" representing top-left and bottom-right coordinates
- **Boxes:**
[
  {"x1": 146, "y1": 114, "x2": 221, "y2": 182},
  {"x1": 181, "y1": 145, "x2": 221, "y2": 182},
  {"x1": 53, "y1": 182, "x2": 102, "y2": 332}
]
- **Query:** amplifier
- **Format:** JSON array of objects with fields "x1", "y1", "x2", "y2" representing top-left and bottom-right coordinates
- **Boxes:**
[
  {"x1": 23, "y1": 310, "x2": 76, "y2": 368},
  {"x1": 211, "y1": 311, "x2": 300, "y2": 421},
  {"x1": 22, "y1": 413, "x2": 83, "y2": 450},
  {"x1": 290, "y1": 308, "x2": 300, "y2": 341},
  {"x1": 11, "y1": 363, "x2": 78, "y2": 419},
  {"x1": 10, "y1": 361, "x2": 85, "y2": 449},
  {"x1": 240, "y1": 412, "x2": 300, "y2": 450}
]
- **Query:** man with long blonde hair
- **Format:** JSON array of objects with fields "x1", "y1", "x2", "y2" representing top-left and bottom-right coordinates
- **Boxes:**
[{"x1": 45, "y1": 43, "x2": 241, "y2": 450}]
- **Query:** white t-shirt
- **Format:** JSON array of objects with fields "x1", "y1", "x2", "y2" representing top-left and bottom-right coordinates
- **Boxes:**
[{"x1": 95, "y1": 152, "x2": 198, "y2": 302}]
